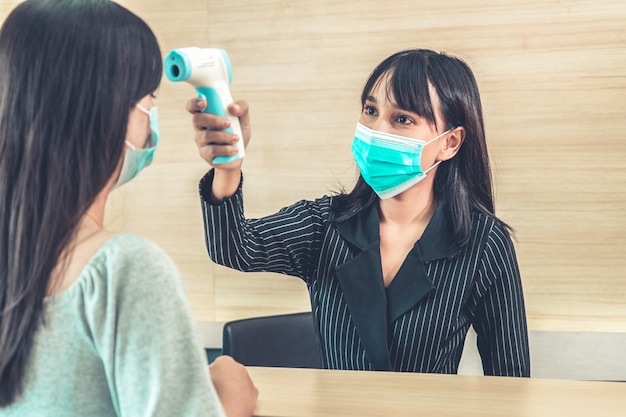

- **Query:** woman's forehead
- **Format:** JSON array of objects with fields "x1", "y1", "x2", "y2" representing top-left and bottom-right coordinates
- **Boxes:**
[
  {"x1": 366, "y1": 72, "x2": 400, "y2": 105},
  {"x1": 367, "y1": 71, "x2": 439, "y2": 108},
  {"x1": 366, "y1": 69, "x2": 444, "y2": 128}
]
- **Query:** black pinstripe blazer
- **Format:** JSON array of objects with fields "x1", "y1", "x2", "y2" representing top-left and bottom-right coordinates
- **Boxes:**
[{"x1": 200, "y1": 170, "x2": 530, "y2": 376}]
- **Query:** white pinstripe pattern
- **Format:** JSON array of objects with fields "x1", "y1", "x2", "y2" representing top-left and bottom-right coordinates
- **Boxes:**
[{"x1": 200, "y1": 173, "x2": 530, "y2": 376}]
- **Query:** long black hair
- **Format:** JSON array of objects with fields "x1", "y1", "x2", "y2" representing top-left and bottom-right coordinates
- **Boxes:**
[
  {"x1": 333, "y1": 49, "x2": 509, "y2": 247},
  {"x1": 0, "y1": 0, "x2": 162, "y2": 406}
]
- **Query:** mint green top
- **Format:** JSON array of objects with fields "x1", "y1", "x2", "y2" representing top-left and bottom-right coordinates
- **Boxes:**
[{"x1": 3, "y1": 233, "x2": 225, "y2": 417}]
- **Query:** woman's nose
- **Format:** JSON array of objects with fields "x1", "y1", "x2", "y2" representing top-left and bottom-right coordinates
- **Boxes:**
[{"x1": 370, "y1": 118, "x2": 392, "y2": 133}]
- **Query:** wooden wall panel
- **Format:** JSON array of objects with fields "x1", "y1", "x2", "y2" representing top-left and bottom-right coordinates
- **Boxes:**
[
  {"x1": 111, "y1": 0, "x2": 222, "y2": 321},
  {"x1": 1, "y1": 0, "x2": 624, "y2": 331},
  {"x1": 199, "y1": 0, "x2": 626, "y2": 331}
]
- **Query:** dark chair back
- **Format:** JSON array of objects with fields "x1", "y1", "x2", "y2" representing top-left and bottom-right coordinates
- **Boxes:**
[{"x1": 221, "y1": 312, "x2": 322, "y2": 368}]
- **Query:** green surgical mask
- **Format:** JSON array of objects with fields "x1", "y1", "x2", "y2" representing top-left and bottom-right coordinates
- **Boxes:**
[
  {"x1": 114, "y1": 104, "x2": 159, "y2": 189},
  {"x1": 351, "y1": 122, "x2": 449, "y2": 199}
]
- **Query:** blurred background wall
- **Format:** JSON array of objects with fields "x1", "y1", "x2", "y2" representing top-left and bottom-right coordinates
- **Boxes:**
[{"x1": 1, "y1": 0, "x2": 624, "y2": 333}]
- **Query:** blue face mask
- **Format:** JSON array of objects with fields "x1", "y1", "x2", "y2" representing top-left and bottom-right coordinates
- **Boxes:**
[
  {"x1": 351, "y1": 122, "x2": 450, "y2": 199},
  {"x1": 114, "y1": 104, "x2": 160, "y2": 189}
]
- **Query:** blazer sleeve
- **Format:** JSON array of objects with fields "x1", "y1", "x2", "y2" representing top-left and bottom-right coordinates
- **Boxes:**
[
  {"x1": 199, "y1": 169, "x2": 329, "y2": 281},
  {"x1": 470, "y1": 222, "x2": 531, "y2": 377}
]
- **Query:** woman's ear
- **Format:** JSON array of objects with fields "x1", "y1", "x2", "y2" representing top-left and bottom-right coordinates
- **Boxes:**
[{"x1": 438, "y1": 127, "x2": 465, "y2": 161}]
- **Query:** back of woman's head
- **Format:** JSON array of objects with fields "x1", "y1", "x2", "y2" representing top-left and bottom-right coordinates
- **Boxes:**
[
  {"x1": 336, "y1": 49, "x2": 497, "y2": 247},
  {"x1": 0, "y1": 0, "x2": 162, "y2": 406}
]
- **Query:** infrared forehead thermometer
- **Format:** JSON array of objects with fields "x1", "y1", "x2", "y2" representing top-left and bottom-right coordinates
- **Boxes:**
[{"x1": 164, "y1": 47, "x2": 244, "y2": 164}]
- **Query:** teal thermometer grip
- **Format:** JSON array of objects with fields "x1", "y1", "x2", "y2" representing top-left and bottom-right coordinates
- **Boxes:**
[
  {"x1": 195, "y1": 86, "x2": 244, "y2": 165},
  {"x1": 196, "y1": 87, "x2": 229, "y2": 126}
]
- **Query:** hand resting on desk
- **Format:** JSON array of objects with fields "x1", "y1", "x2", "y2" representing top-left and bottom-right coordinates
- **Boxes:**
[{"x1": 209, "y1": 355, "x2": 259, "y2": 417}]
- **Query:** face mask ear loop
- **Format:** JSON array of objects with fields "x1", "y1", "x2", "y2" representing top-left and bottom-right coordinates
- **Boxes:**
[
  {"x1": 424, "y1": 129, "x2": 452, "y2": 174},
  {"x1": 424, "y1": 128, "x2": 453, "y2": 146},
  {"x1": 422, "y1": 128, "x2": 454, "y2": 173},
  {"x1": 423, "y1": 159, "x2": 442, "y2": 174},
  {"x1": 136, "y1": 103, "x2": 150, "y2": 114}
]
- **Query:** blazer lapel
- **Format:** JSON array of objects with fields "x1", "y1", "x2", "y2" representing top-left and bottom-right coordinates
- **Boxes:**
[
  {"x1": 331, "y1": 201, "x2": 459, "y2": 369},
  {"x1": 418, "y1": 201, "x2": 459, "y2": 262},
  {"x1": 386, "y1": 245, "x2": 435, "y2": 323},
  {"x1": 334, "y1": 203, "x2": 391, "y2": 370},
  {"x1": 335, "y1": 243, "x2": 391, "y2": 370},
  {"x1": 386, "y1": 202, "x2": 457, "y2": 321}
]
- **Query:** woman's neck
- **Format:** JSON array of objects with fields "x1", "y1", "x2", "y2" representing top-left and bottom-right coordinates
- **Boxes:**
[
  {"x1": 378, "y1": 183, "x2": 436, "y2": 227},
  {"x1": 46, "y1": 188, "x2": 111, "y2": 296}
]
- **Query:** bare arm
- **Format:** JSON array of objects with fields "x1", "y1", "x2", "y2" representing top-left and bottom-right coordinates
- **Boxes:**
[{"x1": 209, "y1": 355, "x2": 258, "y2": 417}]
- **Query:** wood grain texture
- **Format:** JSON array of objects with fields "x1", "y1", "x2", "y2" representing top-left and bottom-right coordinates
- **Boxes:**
[
  {"x1": 1, "y1": 0, "x2": 624, "y2": 331},
  {"x1": 246, "y1": 366, "x2": 626, "y2": 417}
]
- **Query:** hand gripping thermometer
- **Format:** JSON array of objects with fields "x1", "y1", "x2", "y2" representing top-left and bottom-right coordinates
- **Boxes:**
[{"x1": 164, "y1": 47, "x2": 244, "y2": 164}]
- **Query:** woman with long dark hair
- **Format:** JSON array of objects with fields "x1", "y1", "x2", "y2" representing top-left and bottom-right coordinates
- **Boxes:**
[
  {"x1": 0, "y1": 1, "x2": 256, "y2": 415},
  {"x1": 189, "y1": 48, "x2": 530, "y2": 376}
]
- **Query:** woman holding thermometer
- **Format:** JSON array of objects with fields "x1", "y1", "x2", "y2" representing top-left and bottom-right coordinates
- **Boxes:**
[{"x1": 186, "y1": 48, "x2": 530, "y2": 376}]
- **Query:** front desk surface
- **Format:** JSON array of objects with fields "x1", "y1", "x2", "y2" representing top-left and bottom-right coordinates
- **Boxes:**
[{"x1": 246, "y1": 366, "x2": 626, "y2": 417}]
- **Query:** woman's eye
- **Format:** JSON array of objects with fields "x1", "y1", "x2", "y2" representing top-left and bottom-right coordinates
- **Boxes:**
[
  {"x1": 396, "y1": 115, "x2": 412, "y2": 124},
  {"x1": 363, "y1": 105, "x2": 377, "y2": 116}
]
